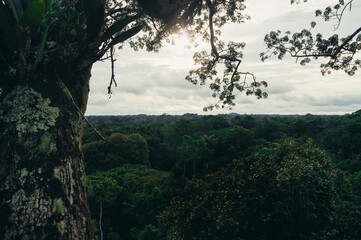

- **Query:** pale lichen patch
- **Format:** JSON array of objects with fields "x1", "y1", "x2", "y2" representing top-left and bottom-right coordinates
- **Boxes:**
[
  {"x1": 19, "y1": 168, "x2": 30, "y2": 186},
  {"x1": 38, "y1": 133, "x2": 52, "y2": 153},
  {"x1": 0, "y1": 86, "x2": 60, "y2": 133},
  {"x1": 54, "y1": 198, "x2": 65, "y2": 214},
  {"x1": 11, "y1": 189, "x2": 26, "y2": 206},
  {"x1": 21, "y1": 168, "x2": 28, "y2": 178}
]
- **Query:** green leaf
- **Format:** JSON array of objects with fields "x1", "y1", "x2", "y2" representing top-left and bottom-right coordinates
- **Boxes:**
[
  {"x1": 4, "y1": 23, "x2": 26, "y2": 51},
  {"x1": 31, "y1": 24, "x2": 49, "y2": 70},
  {"x1": 4, "y1": 0, "x2": 23, "y2": 23},
  {"x1": 102, "y1": 14, "x2": 142, "y2": 42},
  {"x1": 310, "y1": 21, "x2": 316, "y2": 28},
  {"x1": 20, "y1": 0, "x2": 45, "y2": 27},
  {"x1": 357, "y1": 34, "x2": 361, "y2": 42},
  {"x1": 108, "y1": 25, "x2": 143, "y2": 48},
  {"x1": 0, "y1": 3, "x2": 11, "y2": 40},
  {"x1": 0, "y1": 2, "x2": 27, "y2": 51}
]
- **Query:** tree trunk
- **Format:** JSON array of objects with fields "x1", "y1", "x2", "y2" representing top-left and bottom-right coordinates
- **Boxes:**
[
  {"x1": 184, "y1": 160, "x2": 186, "y2": 177},
  {"x1": 0, "y1": 65, "x2": 94, "y2": 239},
  {"x1": 99, "y1": 199, "x2": 103, "y2": 240}
]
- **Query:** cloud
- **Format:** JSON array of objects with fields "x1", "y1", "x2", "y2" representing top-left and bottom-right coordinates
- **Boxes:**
[
  {"x1": 86, "y1": 0, "x2": 361, "y2": 116},
  {"x1": 306, "y1": 94, "x2": 361, "y2": 107}
]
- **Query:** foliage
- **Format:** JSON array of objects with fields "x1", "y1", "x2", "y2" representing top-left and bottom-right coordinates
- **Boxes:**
[
  {"x1": 231, "y1": 115, "x2": 257, "y2": 129},
  {"x1": 82, "y1": 112, "x2": 361, "y2": 239},
  {"x1": 262, "y1": 0, "x2": 361, "y2": 76},
  {"x1": 2, "y1": 0, "x2": 361, "y2": 238},
  {"x1": 83, "y1": 133, "x2": 149, "y2": 174},
  {"x1": 0, "y1": 0, "x2": 145, "y2": 98},
  {"x1": 173, "y1": 135, "x2": 211, "y2": 178},
  {"x1": 110, "y1": 0, "x2": 268, "y2": 106},
  {"x1": 181, "y1": 0, "x2": 268, "y2": 110},
  {"x1": 159, "y1": 139, "x2": 353, "y2": 240},
  {"x1": 83, "y1": 113, "x2": 361, "y2": 189},
  {"x1": 1, "y1": 0, "x2": 269, "y2": 109},
  {"x1": 137, "y1": 224, "x2": 165, "y2": 240},
  {"x1": 226, "y1": 125, "x2": 254, "y2": 151},
  {"x1": 87, "y1": 165, "x2": 172, "y2": 240}
]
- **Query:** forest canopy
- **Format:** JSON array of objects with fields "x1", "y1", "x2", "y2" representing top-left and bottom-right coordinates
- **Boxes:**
[
  {"x1": 0, "y1": 0, "x2": 360, "y2": 239},
  {"x1": 82, "y1": 113, "x2": 361, "y2": 240}
]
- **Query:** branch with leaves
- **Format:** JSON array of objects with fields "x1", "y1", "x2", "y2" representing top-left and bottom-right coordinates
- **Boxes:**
[
  {"x1": 1, "y1": 0, "x2": 269, "y2": 110},
  {"x1": 315, "y1": 0, "x2": 353, "y2": 30},
  {"x1": 261, "y1": 0, "x2": 361, "y2": 76},
  {"x1": 184, "y1": 0, "x2": 267, "y2": 111},
  {"x1": 96, "y1": 0, "x2": 268, "y2": 106}
]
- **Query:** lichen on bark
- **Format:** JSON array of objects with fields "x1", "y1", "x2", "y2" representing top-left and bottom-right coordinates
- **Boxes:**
[
  {"x1": 0, "y1": 86, "x2": 60, "y2": 133},
  {"x1": 54, "y1": 198, "x2": 65, "y2": 214},
  {"x1": 0, "y1": 77, "x2": 94, "y2": 239},
  {"x1": 39, "y1": 133, "x2": 54, "y2": 153}
]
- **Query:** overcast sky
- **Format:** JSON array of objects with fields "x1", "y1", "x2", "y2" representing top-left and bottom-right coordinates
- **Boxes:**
[{"x1": 86, "y1": 0, "x2": 361, "y2": 116}]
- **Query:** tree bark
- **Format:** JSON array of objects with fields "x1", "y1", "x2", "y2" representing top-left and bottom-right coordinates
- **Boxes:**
[
  {"x1": 99, "y1": 199, "x2": 103, "y2": 240},
  {"x1": 0, "y1": 65, "x2": 95, "y2": 239}
]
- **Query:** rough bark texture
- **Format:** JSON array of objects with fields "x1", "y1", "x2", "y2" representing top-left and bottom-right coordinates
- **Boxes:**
[{"x1": 0, "y1": 66, "x2": 94, "y2": 239}]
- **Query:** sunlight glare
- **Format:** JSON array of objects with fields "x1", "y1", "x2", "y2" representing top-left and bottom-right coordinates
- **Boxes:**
[{"x1": 157, "y1": 30, "x2": 208, "y2": 70}]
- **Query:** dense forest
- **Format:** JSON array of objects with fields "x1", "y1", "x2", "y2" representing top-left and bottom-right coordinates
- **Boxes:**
[{"x1": 82, "y1": 111, "x2": 361, "y2": 240}]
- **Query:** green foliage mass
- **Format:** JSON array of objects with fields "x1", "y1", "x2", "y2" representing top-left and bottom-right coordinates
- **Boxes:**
[
  {"x1": 20, "y1": 0, "x2": 45, "y2": 28},
  {"x1": 54, "y1": 198, "x2": 65, "y2": 214},
  {"x1": 87, "y1": 165, "x2": 172, "y2": 240},
  {"x1": 83, "y1": 112, "x2": 361, "y2": 240},
  {"x1": 173, "y1": 135, "x2": 210, "y2": 178},
  {"x1": 159, "y1": 140, "x2": 351, "y2": 240},
  {"x1": 262, "y1": 0, "x2": 361, "y2": 77},
  {"x1": 83, "y1": 133, "x2": 149, "y2": 174}
]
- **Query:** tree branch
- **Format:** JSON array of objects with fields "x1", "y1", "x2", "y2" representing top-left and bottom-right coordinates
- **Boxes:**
[
  {"x1": 334, "y1": 0, "x2": 353, "y2": 30},
  {"x1": 55, "y1": 67, "x2": 106, "y2": 141},
  {"x1": 290, "y1": 26, "x2": 361, "y2": 59},
  {"x1": 105, "y1": 7, "x2": 137, "y2": 17},
  {"x1": 108, "y1": 46, "x2": 117, "y2": 95},
  {"x1": 333, "y1": 26, "x2": 361, "y2": 56},
  {"x1": 205, "y1": 0, "x2": 218, "y2": 58}
]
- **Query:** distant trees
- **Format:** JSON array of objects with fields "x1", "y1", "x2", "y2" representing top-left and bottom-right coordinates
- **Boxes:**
[
  {"x1": 81, "y1": 113, "x2": 361, "y2": 239},
  {"x1": 175, "y1": 135, "x2": 210, "y2": 177},
  {"x1": 159, "y1": 140, "x2": 353, "y2": 240},
  {"x1": 226, "y1": 125, "x2": 254, "y2": 151},
  {"x1": 87, "y1": 165, "x2": 172, "y2": 240},
  {"x1": 231, "y1": 115, "x2": 257, "y2": 129},
  {"x1": 83, "y1": 133, "x2": 148, "y2": 173}
]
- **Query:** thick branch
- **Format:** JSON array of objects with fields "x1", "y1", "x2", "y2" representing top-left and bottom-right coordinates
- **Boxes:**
[
  {"x1": 230, "y1": 61, "x2": 241, "y2": 81},
  {"x1": 55, "y1": 67, "x2": 106, "y2": 140},
  {"x1": 334, "y1": 26, "x2": 361, "y2": 56},
  {"x1": 205, "y1": 0, "x2": 218, "y2": 58}
]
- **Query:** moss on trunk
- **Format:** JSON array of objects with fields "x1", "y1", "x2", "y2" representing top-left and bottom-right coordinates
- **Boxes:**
[{"x1": 0, "y1": 67, "x2": 94, "y2": 239}]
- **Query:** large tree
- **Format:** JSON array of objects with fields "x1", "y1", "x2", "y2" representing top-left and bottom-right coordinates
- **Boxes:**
[
  {"x1": 2, "y1": 0, "x2": 354, "y2": 238},
  {"x1": 0, "y1": 0, "x2": 267, "y2": 238}
]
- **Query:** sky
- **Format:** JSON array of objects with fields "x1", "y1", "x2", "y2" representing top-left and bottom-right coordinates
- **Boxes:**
[{"x1": 86, "y1": 0, "x2": 361, "y2": 116}]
